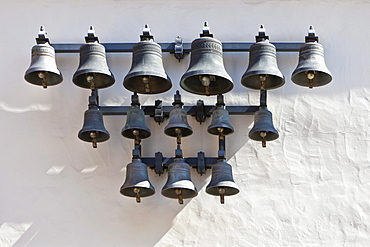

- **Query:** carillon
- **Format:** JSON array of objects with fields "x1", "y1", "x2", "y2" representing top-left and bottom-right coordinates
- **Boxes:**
[{"x1": 25, "y1": 23, "x2": 332, "y2": 204}]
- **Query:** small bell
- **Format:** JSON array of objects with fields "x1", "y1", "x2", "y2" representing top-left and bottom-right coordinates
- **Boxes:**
[
  {"x1": 123, "y1": 25, "x2": 172, "y2": 94},
  {"x1": 180, "y1": 22, "x2": 233, "y2": 96},
  {"x1": 207, "y1": 95, "x2": 234, "y2": 136},
  {"x1": 206, "y1": 160, "x2": 239, "y2": 204},
  {"x1": 78, "y1": 93, "x2": 110, "y2": 148},
  {"x1": 291, "y1": 26, "x2": 332, "y2": 88},
  {"x1": 73, "y1": 26, "x2": 115, "y2": 89},
  {"x1": 241, "y1": 25, "x2": 285, "y2": 90},
  {"x1": 164, "y1": 91, "x2": 193, "y2": 143},
  {"x1": 24, "y1": 26, "x2": 63, "y2": 88},
  {"x1": 161, "y1": 158, "x2": 198, "y2": 204},
  {"x1": 120, "y1": 158, "x2": 155, "y2": 203},
  {"x1": 249, "y1": 108, "x2": 279, "y2": 147},
  {"x1": 121, "y1": 94, "x2": 151, "y2": 139}
]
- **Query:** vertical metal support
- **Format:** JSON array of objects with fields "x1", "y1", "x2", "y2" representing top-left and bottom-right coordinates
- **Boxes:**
[
  {"x1": 260, "y1": 90, "x2": 267, "y2": 108},
  {"x1": 196, "y1": 152, "x2": 206, "y2": 175},
  {"x1": 154, "y1": 152, "x2": 164, "y2": 175}
]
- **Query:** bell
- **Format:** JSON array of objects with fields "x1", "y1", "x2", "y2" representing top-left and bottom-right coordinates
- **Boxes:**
[
  {"x1": 206, "y1": 160, "x2": 239, "y2": 204},
  {"x1": 291, "y1": 26, "x2": 332, "y2": 88},
  {"x1": 121, "y1": 106, "x2": 151, "y2": 139},
  {"x1": 78, "y1": 107, "x2": 110, "y2": 148},
  {"x1": 73, "y1": 27, "x2": 115, "y2": 89},
  {"x1": 249, "y1": 108, "x2": 279, "y2": 147},
  {"x1": 241, "y1": 26, "x2": 285, "y2": 90},
  {"x1": 120, "y1": 159, "x2": 155, "y2": 203},
  {"x1": 207, "y1": 108, "x2": 234, "y2": 136},
  {"x1": 25, "y1": 44, "x2": 63, "y2": 88},
  {"x1": 123, "y1": 25, "x2": 172, "y2": 94},
  {"x1": 180, "y1": 23, "x2": 233, "y2": 96},
  {"x1": 164, "y1": 108, "x2": 193, "y2": 138},
  {"x1": 161, "y1": 158, "x2": 198, "y2": 204}
]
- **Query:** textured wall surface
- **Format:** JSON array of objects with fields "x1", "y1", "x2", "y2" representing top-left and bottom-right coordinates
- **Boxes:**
[{"x1": 0, "y1": 0, "x2": 370, "y2": 246}]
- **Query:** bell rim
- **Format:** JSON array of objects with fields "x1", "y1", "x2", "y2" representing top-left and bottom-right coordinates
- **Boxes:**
[
  {"x1": 241, "y1": 74, "x2": 285, "y2": 90},
  {"x1": 123, "y1": 74, "x2": 172, "y2": 94},
  {"x1": 120, "y1": 186, "x2": 155, "y2": 198},
  {"x1": 73, "y1": 72, "x2": 115, "y2": 89},
  {"x1": 180, "y1": 75, "x2": 234, "y2": 96},
  {"x1": 161, "y1": 188, "x2": 198, "y2": 199},
  {"x1": 24, "y1": 70, "x2": 63, "y2": 86},
  {"x1": 291, "y1": 70, "x2": 332, "y2": 87},
  {"x1": 206, "y1": 184, "x2": 240, "y2": 196}
]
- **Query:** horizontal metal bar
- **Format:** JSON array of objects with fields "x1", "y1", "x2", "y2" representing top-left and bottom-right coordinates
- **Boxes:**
[
  {"x1": 99, "y1": 105, "x2": 259, "y2": 116},
  {"x1": 142, "y1": 157, "x2": 219, "y2": 169},
  {"x1": 51, "y1": 42, "x2": 304, "y2": 53}
]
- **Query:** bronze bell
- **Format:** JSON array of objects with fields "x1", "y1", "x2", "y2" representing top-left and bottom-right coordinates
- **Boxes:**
[
  {"x1": 291, "y1": 26, "x2": 332, "y2": 88},
  {"x1": 164, "y1": 91, "x2": 193, "y2": 142},
  {"x1": 120, "y1": 158, "x2": 155, "y2": 203},
  {"x1": 180, "y1": 23, "x2": 233, "y2": 96},
  {"x1": 73, "y1": 27, "x2": 115, "y2": 89},
  {"x1": 161, "y1": 158, "x2": 198, "y2": 204},
  {"x1": 208, "y1": 107, "x2": 234, "y2": 136},
  {"x1": 249, "y1": 108, "x2": 279, "y2": 147},
  {"x1": 121, "y1": 95, "x2": 151, "y2": 140},
  {"x1": 25, "y1": 27, "x2": 63, "y2": 88},
  {"x1": 123, "y1": 25, "x2": 172, "y2": 94},
  {"x1": 241, "y1": 25, "x2": 285, "y2": 90},
  {"x1": 206, "y1": 160, "x2": 239, "y2": 204},
  {"x1": 78, "y1": 107, "x2": 110, "y2": 148}
]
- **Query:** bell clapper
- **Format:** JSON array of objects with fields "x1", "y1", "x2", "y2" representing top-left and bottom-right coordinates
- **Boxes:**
[
  {"x1": 142, "y1": 76, "x2": 150, "y2": 93},
  {"x1": 200, "y1": 75, "x2": 211, "y2": 95},
  {"x1": 175, "y1": 189, "x2": 184, "y2": 204},
  {"x1": 90, "y1": 131, "x2": 97, "y2": 148},
  {"x1": 217, "y1": 127, "x2": 224, "y2": 140},
  {"x1": 307, "y1": 71, "x2": 315, "y2": 89},
  {"x1": 133, "y1": 129, "x2": 140, "y2": 145},
  {"x1": 133, "y1": 188, "x2": 141, "y2": 203},
  {"x1": 218, "y1": 187, "x2": 226, "y2": 204},
  {"x1": 260, "y1": 131, "x2": 267, "y2": 148},
  {"x1": 175, "y1": 128, "x2": 182, "y2": 145},
  {"x1": 259, "y1": 75, "x2": 267, "y2": 90},
  {"x1": 38, "y1": 72, "x2": 47, "y2": 89},
  {"x1": 86, "y1": 74, "x2": 95, "y2": 90}
]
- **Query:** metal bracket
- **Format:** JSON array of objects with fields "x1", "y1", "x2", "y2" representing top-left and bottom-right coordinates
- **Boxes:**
[
  {"x1": 173, "y1": 36, "x2": 184, "y2": 62},
  {"x1": 196, "y1": 152, "x2": 206, "y2": 175},
  {"x1": 154, "y1": 100, "x2": 164, "y2": 124},
  {"x1": 305, "y1": 26, "x2": 319, "y2": 43},
  {"x1": 154, "y1": 152, "x2": 164, "y2": 175},
  {"x1": 200, "y1": 22, "x2": 214, "y2": 38},
  {"x1": 195, "y1": 100, "x2": 206, "y2": 123},
  {"x1": 85, "y1": 26, "x2": 99, "y2": 43},
  {"x1": 140, "y1": 24, "x2": 154, "y2": 41},
  {"x1": 36, "y1": 26, "x2": 50, "y2": 44},
  {"x1": 256, "y1": 25, "x2": 269, "y2": 42}
]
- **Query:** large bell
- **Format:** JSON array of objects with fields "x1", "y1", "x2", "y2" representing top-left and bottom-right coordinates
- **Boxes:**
[
  {"x1": 123, "y1": 25, "x2": 172, "y2": 94},
  {"x1": 120, "y1": 159, "x2": 155, "y2": 203},
  {"x1": 206, "y1": 160, "x2": 239, "y2": 204},
  {"x1": 121, "y1": 106, "x2": 151, "y2": 139},
  {"x1": 208, "y1": 108, "x2": 234, "y2": 136},
  {"x1": 249, "y1": 108, "x2": 279, "y2": 147},
  {"x1": 73, "y1": 27, "x2": 115, "y2": 89},
  {"x1": 78, "y1": 107, "x2": 110, "y2": 148},
  {"x1": 180, "y1": 24, "x2": 233, "y2": 96},
  {"x1": 161, "y1": 158, "x2": 198, "y2": 204},
  {"x1": 241, "y1": 26, "x2": 285, "y2": 90},
  {"x1": 25, "y1": 43, "x2": 63, "y2": 88},
  {"x1": 291, "y1": 27, "x2": 332, "y2": 88}
]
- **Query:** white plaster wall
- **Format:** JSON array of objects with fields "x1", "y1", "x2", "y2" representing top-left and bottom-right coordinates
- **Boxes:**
[{"x1": 0, "y1": 0, "x2": 369, "y2": 246}]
